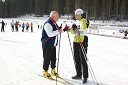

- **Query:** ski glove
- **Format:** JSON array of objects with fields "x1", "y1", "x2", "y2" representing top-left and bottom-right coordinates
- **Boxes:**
[
  {"x1": 72, "y1": 24, "x2": 77, "y2": 30},
  {"x1": 56, "y1": 24, "x2": 62, "y2": 30},
  {"x1": 63, "y1": 25, "x2": 70, "y2": 32}
]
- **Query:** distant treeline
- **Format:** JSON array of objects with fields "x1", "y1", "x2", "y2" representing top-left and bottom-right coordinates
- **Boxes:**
[{"x1": 0, "y1": 0, "x2": 128, "y2": 21}]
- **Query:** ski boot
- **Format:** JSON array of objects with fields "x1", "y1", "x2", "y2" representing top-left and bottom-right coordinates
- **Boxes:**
[
  {"x1": 72, "y1": 75, "x2": 82, "y2": 79},
  {"x1": 43, "y1": 70, "x2": 53, "y2": 80},
  {"x1": 83, "y1": 78, "x2": 87, "y2": 84},
  {"x1": 51, "y1": 69, "x2": 60, "y2": 78}
]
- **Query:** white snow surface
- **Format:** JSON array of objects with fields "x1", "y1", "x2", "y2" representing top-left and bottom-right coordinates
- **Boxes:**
[{"x1": 0, "y1": 16, "x2": 128, "y2": 85}]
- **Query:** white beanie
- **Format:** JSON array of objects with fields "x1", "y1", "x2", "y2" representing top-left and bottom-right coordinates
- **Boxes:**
[{"x1": 75, "y1": 9, "x2": 84, "y2": 15}]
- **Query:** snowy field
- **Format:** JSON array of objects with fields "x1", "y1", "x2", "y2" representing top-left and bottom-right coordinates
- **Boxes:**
[{"x1": 0, "y1": 16, "x2": 128, "y2": 85}]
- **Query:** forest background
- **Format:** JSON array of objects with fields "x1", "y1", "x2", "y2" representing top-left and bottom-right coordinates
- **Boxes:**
[{"x1": 0, "y1": 0, "x2": 128, "y2": 21}]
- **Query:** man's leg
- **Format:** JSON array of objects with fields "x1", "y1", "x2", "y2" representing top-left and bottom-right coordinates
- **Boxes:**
[
  {"x1": 51, "y1": 46, "x2": 56, "y2": 69},
  {"x1": 50, "y1": 46, "x2": 60, "y2": 77},
  {"x1": 42, "y1": 44, "x2": 53, "y2": 79},
  {"x1": 80, "y1": 36, "x2": 89, "y2": 84},
  {"x1": 72, "y1": 42, "x2": 82, "y2": 79},
  {"x1": 42, "y1": 45, "x2": 52, "y2": 71}
]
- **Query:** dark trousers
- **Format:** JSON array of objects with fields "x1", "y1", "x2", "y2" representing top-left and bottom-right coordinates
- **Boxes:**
[
  {"x1": 31, "y1": 27, "x2": 33, "y2": 32},
  {"x1": 42, "y1": 44, "x2": 56, "y2": 71},
  {"x1": 26, "y1": 27, "x2": 29, "y2": 31},
  {"x1": 1, "y1": 27, "x2": 5, "y2": 32},
  {"x1": 22, "y1": 27, "x2": 24, "y2": 32},
  {"x1": 73, "y1": 36, "x2": 88, "y2": 79},
  {"x1": 15, "y1": 27, "x2": 18, "y2": 32},
  {"x1": 11, "y1": 26, "x2": 14, "y2": 32}
]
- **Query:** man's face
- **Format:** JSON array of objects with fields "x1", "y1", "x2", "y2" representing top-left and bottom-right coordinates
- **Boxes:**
[{"x1": 54, "y1": 13, "x2": 59, "y2": 22}]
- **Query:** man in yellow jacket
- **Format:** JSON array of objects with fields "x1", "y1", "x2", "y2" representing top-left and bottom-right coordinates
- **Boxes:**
[{"x1": 64, "y1": 8, "x2": 89, "y2": 84}]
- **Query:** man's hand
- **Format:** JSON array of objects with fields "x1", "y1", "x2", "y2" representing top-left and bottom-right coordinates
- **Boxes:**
[
  {"x1": 58, "y1": 24, "x2": 62, "y2": 33},
  {"x1": 58, "y1": 25, "x2": 62, "y2": 33}
]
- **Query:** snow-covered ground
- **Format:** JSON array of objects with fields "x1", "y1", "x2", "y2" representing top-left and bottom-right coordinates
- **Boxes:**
[{"x1": 0, "y1": 16, "x2": 128, "y2": 85}]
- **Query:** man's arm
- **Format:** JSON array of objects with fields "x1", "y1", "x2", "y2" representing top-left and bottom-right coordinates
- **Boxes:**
[{"x1": 44, "y1": 23, "x2": 59, "y2": 37}]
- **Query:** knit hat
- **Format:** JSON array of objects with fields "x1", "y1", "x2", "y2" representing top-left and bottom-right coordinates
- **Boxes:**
[{"x1": 75, "y1": 9, "x2": 84, "y2": 15}]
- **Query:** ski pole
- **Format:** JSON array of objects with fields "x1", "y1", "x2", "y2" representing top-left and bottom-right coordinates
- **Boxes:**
[
  {"x1": 56, "y1": 32, "x2": 61, "y2": 85},
  {"x1": 76, "y1": 24, "x2": 99, "y2": 84},
  {"x1": 78, "y1": 39, "x2": 96, "y2": 85},
  {"x1": 67, "y1": 31, "x2": 74, "y2": 57},
  {"x1": 80, "y1": 43, "x2": 99, "y2": 85},
  {"x1": 77, "y1": 35, "x2": 99, "y2": 85}
]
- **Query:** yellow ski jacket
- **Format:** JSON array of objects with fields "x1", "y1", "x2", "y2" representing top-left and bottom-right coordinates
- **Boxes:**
[{"x1": 70, "y1": 18, "x2": 88, "y2": 43}]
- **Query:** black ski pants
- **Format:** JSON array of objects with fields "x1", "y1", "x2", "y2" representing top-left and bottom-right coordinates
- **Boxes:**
[
  {"x1": 73, "y1": 36, "x2": 88, "y2": 79},
  {"x1": 42, "y1": 44, "x2": 56, "y2": 71},
  {"x1": 1, "y1": 26, "x2": 5, "y2": 32}
]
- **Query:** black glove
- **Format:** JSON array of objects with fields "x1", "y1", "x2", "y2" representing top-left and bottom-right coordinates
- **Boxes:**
[
  {"x1": 72, "y1": 24, "x2": 77, "y2": 30},
  {"x1": 58, "y1": 26, "x2": 62, "y2": 30},
  {"x1": 56, "y1": 24, "x2": 62, "y2": 30}
]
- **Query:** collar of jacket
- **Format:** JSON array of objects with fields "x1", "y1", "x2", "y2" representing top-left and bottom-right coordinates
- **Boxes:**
[{"x1": 50, "y1": 17, "x2": 56, "y2": 25}]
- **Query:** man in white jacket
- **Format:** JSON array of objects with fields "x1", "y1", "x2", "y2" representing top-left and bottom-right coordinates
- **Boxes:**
[{"x1": 41, "y1": 11, "x2": 62, "y2": 79}]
